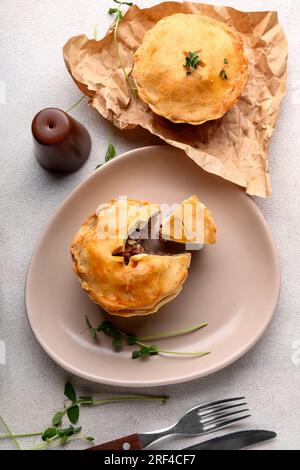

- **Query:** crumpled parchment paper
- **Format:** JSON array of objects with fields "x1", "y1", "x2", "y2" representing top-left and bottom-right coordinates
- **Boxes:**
[{"x1": 63, "y1": 1, "x2": 288, "y2": 197}]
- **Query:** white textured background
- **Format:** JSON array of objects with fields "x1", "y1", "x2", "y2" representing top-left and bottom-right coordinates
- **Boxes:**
[{"x1": 0, "y1": 0, "x2": 299, "y2": 450}]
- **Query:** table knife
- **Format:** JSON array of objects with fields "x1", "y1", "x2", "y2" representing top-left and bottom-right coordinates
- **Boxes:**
[{"x1": 183, "y1": 430, "x2": 276, "y2": 450}]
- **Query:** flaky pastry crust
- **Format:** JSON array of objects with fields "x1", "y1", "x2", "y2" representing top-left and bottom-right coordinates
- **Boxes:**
[
  {"x1": 133, "y1": 13, "x2": 248, "y2": 125},
  {"x1": 71, "y1": 199, "x2": 191, "y2": 317},
  {"x1": 161, "y1": 195, "x2": 216, "y2": 244}
]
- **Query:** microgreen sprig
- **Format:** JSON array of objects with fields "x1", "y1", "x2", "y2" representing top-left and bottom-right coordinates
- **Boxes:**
[
  {"x1": 108, "y1": 1, "x2": 138, "y2": 99},
  {"x1": 85, "y1": 317, "x2": 210, "y2": 359},
  {"x1": 220, "y1": 59, "x2": 229, "y2": 80}
]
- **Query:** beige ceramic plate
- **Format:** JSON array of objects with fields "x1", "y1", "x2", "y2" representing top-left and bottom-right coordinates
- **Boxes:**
[{"x1": 26, "y1": 146, "x2": 280, "y2": 387}]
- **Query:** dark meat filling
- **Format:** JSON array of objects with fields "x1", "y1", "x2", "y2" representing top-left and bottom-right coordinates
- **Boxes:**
[
  {"x1": 122, "y1": 239, "x2": 145, "y2": 265},
  {"x1": 113, "y1": 217, "x2": 188, "y2": 265}
]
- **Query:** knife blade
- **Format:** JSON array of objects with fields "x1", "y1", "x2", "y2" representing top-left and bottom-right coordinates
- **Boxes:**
[{"x1": 183, "y1": 430, "x2": 276, "y2": 450}]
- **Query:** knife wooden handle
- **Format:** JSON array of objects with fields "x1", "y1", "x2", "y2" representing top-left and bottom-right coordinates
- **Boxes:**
[{"x1": 88, "y1": 433, "x2": 143, "y2": 450}]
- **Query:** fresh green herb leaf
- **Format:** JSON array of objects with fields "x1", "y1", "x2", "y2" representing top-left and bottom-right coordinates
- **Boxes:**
[
  {"x1": 184, "y1": 51, "x2": 200, "y2": 75},
  {"x1": 65, "y1": 94, "x2": 86, "y2": 114},
  {"x1": 113, "y1": 0, "x2": 133, "y2": 6},
  {"x1": 85, "y1": 436, "x2": 95, "y2": 442},
  {"x1": 219, "y1": 69, "x2": 228, "y2": 80},
  {"x1": 79, "y1": 402, "x2": 94, "y2": 407},
  {"x1": 98, "y1": 320, "x2": 119, "y2": 335},
  {"x1": 132, "y1": 345, "x2": 159, "y2": 359},
  {"x1": 67, "y1": 405, "x2": 80, "y2": 424},
  {"x1": 42, "y1": 427, "x2": 57, "y2": 442},
  {"x1": 79, "y1": 396, "x2": 93, "y2": 402},
  {"x1": 224, "y1": 58, "x2": 228, "y2": 64},
  {"x1": 95, "y1": 143, "x2": 117, "y2": 170},
  {"x1": 64, "y1": 382, "x2": 76, "y2": 403},
  {"x1": 158, "y1": 396, "x2": 169, "y2": 405},
  {"x1": 52, "y1": 411, "x2": 63, "y2": 427},
  {"x1": 109, "y1": 8, "x2": 118, "y2": 14},
  {"x1": 105, "y1": 142, "x2": 117, "y2": 162}
]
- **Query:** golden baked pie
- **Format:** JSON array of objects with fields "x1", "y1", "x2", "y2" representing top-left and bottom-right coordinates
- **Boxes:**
[
  {"x1": 133, "y1": 13, "x2": 248, "y2": 125},
  {"x1": 161, "y1": 195, "x2": 216, "y2": 245},
  {"x1": 71, "y1": 196, "x2": 216, "y2": 317}
]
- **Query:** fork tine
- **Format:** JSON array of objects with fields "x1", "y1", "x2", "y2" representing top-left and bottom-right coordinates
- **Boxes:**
[
  {"x1": 201, "y1": 408, "x2": 249, "y2": 425},
  {"x1": 190, "y1": 397, "x2": 246, "y2": 414},
  {"x1": 197, "y1": 402, "x2": 247, "y2": 418},
  {"x1": 203, "y1": 413, "x2": 251, "y2": 432}
]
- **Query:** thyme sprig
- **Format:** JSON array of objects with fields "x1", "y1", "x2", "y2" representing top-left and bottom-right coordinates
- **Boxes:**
[{"x1": 85, "y1": 317, "x2": 210, "y2": 359}]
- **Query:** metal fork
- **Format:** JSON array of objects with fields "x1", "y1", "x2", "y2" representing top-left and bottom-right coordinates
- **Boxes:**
[{"x1": 139, "y1": 397, "x2": 250, "y2": 448}]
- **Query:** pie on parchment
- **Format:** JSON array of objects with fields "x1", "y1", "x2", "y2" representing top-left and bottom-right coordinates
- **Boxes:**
[{"x1": 133, "y1": 13, "x2": 248, "y2": 125}]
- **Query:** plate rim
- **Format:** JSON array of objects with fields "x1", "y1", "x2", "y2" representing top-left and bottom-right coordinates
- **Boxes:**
[{"x1": 25, "y1": 145, "x2": 281, "y2": 387}]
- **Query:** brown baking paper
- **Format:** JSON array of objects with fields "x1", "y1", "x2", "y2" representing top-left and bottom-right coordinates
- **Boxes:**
[{"x1": 63, "y1": 1, "x2": 288, "y2": 197}]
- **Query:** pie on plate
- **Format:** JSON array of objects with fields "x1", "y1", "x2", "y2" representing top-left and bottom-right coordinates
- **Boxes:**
[
  {"x1": 133, "y1": 13, "x2": 248, "y2": 125},
  {"x1": 71, "y1": 196, "x2": 216, "y2": 317}
]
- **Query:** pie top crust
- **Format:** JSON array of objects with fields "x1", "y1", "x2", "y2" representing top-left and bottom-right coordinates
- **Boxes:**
[{"x1": 133, "y1": 13, "x2": 248, "y2": 125}]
